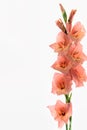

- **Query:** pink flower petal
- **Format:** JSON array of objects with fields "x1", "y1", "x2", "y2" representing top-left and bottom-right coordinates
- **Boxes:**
[
  {"x1": 68, "y1": 42, "x2": 87, "y2": 64},
  {"x1": 70, "y1": 22, "x2": 86, "y2": 41},
  {"x1": 52, "y1": 73, "x2": 72, "y2": 95},
  {"x1": 70, "y1": 65, "x2": 87, "y2": 87},
  {"x1": 48, "y1": 100, "x2": 72, "y2": 128},
  {"x1": 51, "y1": 55, "x2": 72, "y2": 73},
  {"x1": 50, "y1": 32, "x2": 72, "y2": 53}
]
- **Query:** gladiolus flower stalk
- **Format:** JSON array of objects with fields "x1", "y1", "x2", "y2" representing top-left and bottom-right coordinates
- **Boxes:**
[{"x1": 48, "y1": 3, "x2": 87, "y2": 130}]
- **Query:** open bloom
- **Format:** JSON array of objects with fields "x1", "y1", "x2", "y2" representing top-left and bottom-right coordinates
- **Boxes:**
[
  {"x1": 68, "y1": 43, "x2": 87, "y2": 64},
  {"x1": 50, "y1": 31, "x2": 71, "y2": 54},
  {"x1": 48, "y1": 100, "x2": 72, "y2": 128},
  {"x1": 70, "y1": 65, "x2": 87, "y2": 87},
  {"x1": 51, "y1": 55, "x2": 72, "y2": 73},
  {"x1": 70, "y1": 22, "x2": 86, "y2": 42},
  {"x1": 52, "y1": 73, "x2": 72, "y2": 95}
]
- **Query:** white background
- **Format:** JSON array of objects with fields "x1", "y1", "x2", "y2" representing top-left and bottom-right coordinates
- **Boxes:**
[{"x1": 0, "y1": 0, "x2": 87, "y2": 130}]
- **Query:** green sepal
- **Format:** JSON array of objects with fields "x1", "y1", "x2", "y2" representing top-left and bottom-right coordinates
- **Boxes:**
[{"x1": 63, "y1": 11, "x2": 67, "y2": 23}]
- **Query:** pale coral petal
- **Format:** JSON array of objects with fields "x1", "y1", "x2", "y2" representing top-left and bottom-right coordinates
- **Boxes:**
[
  {"x1": 68, "y1": 42, "x2": 87, "y2": 64},
  {"x1": 70, "y1": 22, "x2": 86, "y2": 41},
  {"x1": 47, "y1": 105, "x2": 57, "y2": 120},
  {"x1": 58, "y1": 120, "x2": 64, "y2": 128},
  {"x1": 49, "y1": 31, "x2": 72, "y2": 53},
  {"x1": 70, "y1": 65, "x2": 87, "y2": 87}
]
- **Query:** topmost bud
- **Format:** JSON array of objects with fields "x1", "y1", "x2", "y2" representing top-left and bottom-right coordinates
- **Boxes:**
[{"x1": 59, "y1": 4, "x2": 67, "y2": 23}]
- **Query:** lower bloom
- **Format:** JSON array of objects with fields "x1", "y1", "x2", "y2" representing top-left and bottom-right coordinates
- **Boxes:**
[
  {"x1": 52, "y1": 73, "x2": 72, "y2": 95},
  {"x1": 48, "y1": 100, "x2": 72, "y2": 128}
]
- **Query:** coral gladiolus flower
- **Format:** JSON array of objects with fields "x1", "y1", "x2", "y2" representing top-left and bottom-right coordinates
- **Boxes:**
[
  {"x1": 51, "y1": 73, "x2": 72, "y2": 95},
  {"x1": 70, "y1": 65, "x2": 87, "y2": 87},
  {"x1": 48, "y1": 100, "x2": 72, "y2": 128},
  {"x1": 50, "y1": 32, "x2": 71, "y2": 53},
  {"x1": 70, "y1": 22, "x2": 86, "y2": 41},
  {"x1": 68, "y1": 43, "x2": 87, "y2": 64},
  {"x1": 51, "y1": 55, "x2": 72, "y2": 73}
]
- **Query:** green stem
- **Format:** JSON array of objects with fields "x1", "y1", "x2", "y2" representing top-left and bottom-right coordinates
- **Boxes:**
[
  {"x1": 65, "y1": 94, "x2": 69, "y2": 130},
  {"x1": 66, "y1": 123, "x2": 68, "y2": 130},
  {"x1": 65, "y1": 94, "x2": 69, "y2": 103},
  {"x1": 65, "y1": 93, "x2": 72, "y2": 130},
  {"x1": 69, "y1": 116, "x2": 72, "y2": 130}
]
